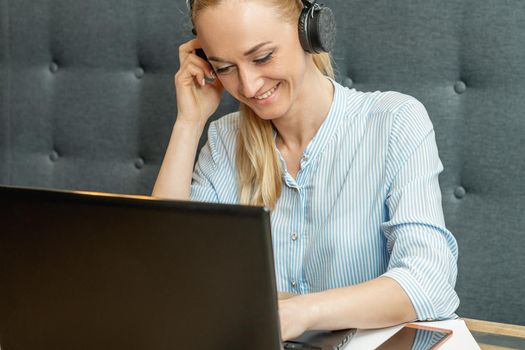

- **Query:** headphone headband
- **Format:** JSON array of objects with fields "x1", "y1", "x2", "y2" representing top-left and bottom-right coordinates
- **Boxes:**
[
  {"x1": 188, "y1": 0, "x2": 335, "y2": 53},
  {"x1": 188, "y1": 0, "x2": 322, "y2": 15}
]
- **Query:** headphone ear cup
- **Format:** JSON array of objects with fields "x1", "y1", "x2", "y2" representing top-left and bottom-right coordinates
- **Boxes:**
[
  {"x1": 310, "y1": 7, "x2": 336, "y2": 53},
  {"x1": 298, "y1": 4, "x2": 336, "y2": 54},
  {"x1": 298, "y1": 6, "x2": 313, "y2": 53}
]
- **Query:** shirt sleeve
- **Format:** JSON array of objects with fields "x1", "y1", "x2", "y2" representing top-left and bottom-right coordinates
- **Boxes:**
[
  {"x1": 190, "y1": 122, "x2": 221, "y2": 203},
  {"x1": 381, "y1": 99, "x2": 460, "y2": 321}
]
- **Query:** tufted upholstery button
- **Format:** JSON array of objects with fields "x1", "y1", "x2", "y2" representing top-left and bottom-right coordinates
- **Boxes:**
[
  {"x1": 49, "y1": 150, "x2": 59, "y2": 162},
  {"x1": 134, "y1": 67, "x2": 145, "y2": 79},
  {"x1": 134, "y1": 158, "x2": 145, "y2": 169},
  {"x1": 454, "y1": 186, "x2": 466, "y2": 199},
  {"x1": 454, "y1": 81, "x2": 467, "y2": 94},
  {"x1": 49, "y1": 62, "x2": 59, "y2": 73},
  {"x1": 343, "y1": 77, "x2": 354, "y2": 88}
]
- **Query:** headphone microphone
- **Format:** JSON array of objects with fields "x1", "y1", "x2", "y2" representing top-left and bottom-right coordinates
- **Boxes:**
[{"x1": 187, "y1": 0, "x2": 336, "y2": 54}]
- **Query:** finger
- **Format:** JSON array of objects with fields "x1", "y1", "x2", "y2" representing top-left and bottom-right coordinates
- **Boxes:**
[
  {"x1": 178, "y1": 38, "x2": 202, "y2": 65},
  {"x1": 179, "y1": 59, "x2": 218, "y2": 89},
  {"x1": 184, "y1": 53, "x2": 215, "y2": 77},
  {"x1": 176, "y1": 60, "x2": 208, "y2": 87},
  {"x1": 183, "y1": 58, "x2": 216, "y2": 88},
  {"x1": 179, "y1": 49, "x2": 216, "y2": 86}
]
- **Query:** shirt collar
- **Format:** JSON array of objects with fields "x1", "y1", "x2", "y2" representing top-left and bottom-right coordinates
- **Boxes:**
[{"x1": 300, "y1": 77, "x2": 347, "y2": 168}]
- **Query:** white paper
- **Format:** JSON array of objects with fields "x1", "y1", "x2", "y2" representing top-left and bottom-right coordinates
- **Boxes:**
[{"x1": 343, "y1": 319, "x2": 480, "y2": 350}]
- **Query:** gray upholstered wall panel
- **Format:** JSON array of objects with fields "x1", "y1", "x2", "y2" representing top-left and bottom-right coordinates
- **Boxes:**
[
  {"x1": 327, "y1": 0, "x2": 525, "y2": 324},
  {"x1": 6, "y1": 0, "x2": 175, "y2": 193},
  {"x1": 1, "y1": 0, "x2": 524, "y2": 326},
  {"x1": 4, "y1": 0, "x2": 236, "y2": 194},
  {"x1": 0, "y1": 0, "x2": 8, "y2": 184},
  {"x1": 448, "y1": 0, "x2": 525, "y2": 325}
]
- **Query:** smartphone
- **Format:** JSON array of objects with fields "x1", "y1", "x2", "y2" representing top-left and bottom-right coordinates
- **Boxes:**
[
  {"x1": 376, "y1": 323, "x2": 453, "y2": 350},
  {"x1": 195, "y1": 48, "x2": 209, "y2": 63},
  {"x1": 194, "y1": 48, "x2": 215, "y2": 83}
]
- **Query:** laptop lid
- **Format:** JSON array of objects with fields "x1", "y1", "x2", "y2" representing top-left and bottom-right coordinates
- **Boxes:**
[{"x1": 0, "y1": 186, "x2": 281, "y2": 350}]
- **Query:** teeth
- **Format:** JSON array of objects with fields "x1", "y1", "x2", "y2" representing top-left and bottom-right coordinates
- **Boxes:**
[{"x1": 254, "y1": 83, "x2": 278, "y2": 100}]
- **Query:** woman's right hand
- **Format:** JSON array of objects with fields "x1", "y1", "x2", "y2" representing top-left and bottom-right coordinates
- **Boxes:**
[{"x1": 174, "y1": 39, "x2": 223, "y2": 125}]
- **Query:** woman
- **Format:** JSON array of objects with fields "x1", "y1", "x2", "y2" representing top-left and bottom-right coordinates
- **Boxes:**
[{"x1": 153, "y1": 0, "x2": 459, "y2": 341}]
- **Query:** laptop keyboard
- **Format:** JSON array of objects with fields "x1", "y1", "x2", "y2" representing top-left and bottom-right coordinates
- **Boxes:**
[{"x1": 282, "y1": 328, "x2": 356, "y2": 350}]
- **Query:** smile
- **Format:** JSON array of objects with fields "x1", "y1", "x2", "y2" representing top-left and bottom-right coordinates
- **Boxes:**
[{"x1": 254, "y1": 83, "x2": 280, "y2": 100}]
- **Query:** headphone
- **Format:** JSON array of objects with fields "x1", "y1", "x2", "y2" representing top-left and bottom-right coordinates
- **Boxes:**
[{"x1": 186, "y1": 0, "x2": 336, "y2": 54}]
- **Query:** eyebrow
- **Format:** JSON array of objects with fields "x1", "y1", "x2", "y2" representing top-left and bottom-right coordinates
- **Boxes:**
[{"x1": 208, "y1": 41, "x2": 273, "y2": 63}]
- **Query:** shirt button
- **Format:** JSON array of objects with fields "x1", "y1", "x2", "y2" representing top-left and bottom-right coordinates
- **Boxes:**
[
  {"x1": 302, "y1": 154, "x2": 309, "y2": 161},
  {"x1": 291, "y1": 232, "x2": 298, "y2": 241},
  {"x1": 291, "y1": 281, "x2": 297, "y2": 289}
]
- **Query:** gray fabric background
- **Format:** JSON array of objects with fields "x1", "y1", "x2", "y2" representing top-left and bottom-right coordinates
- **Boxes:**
[{"x1": 0, "y1": 0, "x2": 524, "y2": 325}]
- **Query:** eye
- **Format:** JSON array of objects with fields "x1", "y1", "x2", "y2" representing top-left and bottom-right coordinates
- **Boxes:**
[
  {"x1": 215, "y1": 65, "x2": 234, "y2": 75},
  {"x1": 254, "y1": 52, "x2": 273, "y2": 64}
]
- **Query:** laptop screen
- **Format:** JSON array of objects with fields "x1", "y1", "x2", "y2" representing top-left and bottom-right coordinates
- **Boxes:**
[{"x1": 0, "y1": 186, "x2": 282, "y2": 350}]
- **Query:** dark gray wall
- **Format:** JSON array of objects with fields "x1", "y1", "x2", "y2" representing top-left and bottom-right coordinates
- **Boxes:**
[
  {"x1": 1, "y1": 0, "x2": 524, "y2": 325},
  {"x1": 329, "y1": 0, "x2": 525, "y2": 325},
  {"x1": 0, "y1": 0, "x2": 9, "y2": 184}
]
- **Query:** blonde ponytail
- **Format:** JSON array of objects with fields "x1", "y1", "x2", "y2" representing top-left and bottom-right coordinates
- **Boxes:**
[{"x1": 236, "y1": 104, "x2": 282, "y2": 208}]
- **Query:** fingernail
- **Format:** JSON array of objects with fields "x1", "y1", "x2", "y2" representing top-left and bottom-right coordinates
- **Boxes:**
[{"x1": 201, "y1": 78, "x2": 205, "y2": 86}]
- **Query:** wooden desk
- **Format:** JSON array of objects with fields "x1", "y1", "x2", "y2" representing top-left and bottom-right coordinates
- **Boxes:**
[{"x1": 463, "y1": 318, "x2": 525, "y2": 350}]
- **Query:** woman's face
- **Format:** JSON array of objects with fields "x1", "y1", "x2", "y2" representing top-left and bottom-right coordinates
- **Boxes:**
[{"x1": 195, "y1": 1, "x2": 310, "y2": 121}]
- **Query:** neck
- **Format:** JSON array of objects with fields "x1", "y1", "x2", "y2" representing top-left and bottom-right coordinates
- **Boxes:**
[{"x1": 272, "y1": 60, "x2": 334, "y2": 151}]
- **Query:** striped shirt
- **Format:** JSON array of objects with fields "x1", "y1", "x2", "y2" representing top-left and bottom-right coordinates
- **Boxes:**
[{"x1": 191, "y1": 79, "x2": 459, "y2": 321}]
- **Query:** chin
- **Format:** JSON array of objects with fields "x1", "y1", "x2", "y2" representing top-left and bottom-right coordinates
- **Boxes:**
[
  {"x1": 249, "y1": 99, "x2": 292, "y2": 122},
  {"x1": 250, "y1": 105, "x2": 288, "y2": 121}
]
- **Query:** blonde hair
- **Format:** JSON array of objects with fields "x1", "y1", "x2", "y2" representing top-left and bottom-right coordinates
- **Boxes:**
[{"x1": 191, "y1": 0, "x2": 335, "y2": 208}]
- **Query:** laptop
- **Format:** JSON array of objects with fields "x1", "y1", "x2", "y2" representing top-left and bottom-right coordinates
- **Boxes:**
[{"x1": 0, "y1": 185, "x2": 354, "y2": 349}]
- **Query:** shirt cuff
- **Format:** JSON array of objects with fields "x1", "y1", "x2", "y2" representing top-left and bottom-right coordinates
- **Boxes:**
[{"x1": 382, "y1": 267, "x2": 437, "y2": 321}]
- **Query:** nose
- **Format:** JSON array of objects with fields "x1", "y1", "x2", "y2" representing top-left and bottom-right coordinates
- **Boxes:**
[{"x1": 237, "y1": 66, "x2": 264, "y2": 99}]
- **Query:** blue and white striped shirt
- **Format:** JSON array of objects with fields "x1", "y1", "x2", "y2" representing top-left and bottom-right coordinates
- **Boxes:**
[{"x1": 191, "y1": 80, "x2": 459, "y2": 321}]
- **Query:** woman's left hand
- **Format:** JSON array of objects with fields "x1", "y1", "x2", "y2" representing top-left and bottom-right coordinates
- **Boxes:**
[{"x1": 278, "y1": 295, "x2": 314, "y2": 341}]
